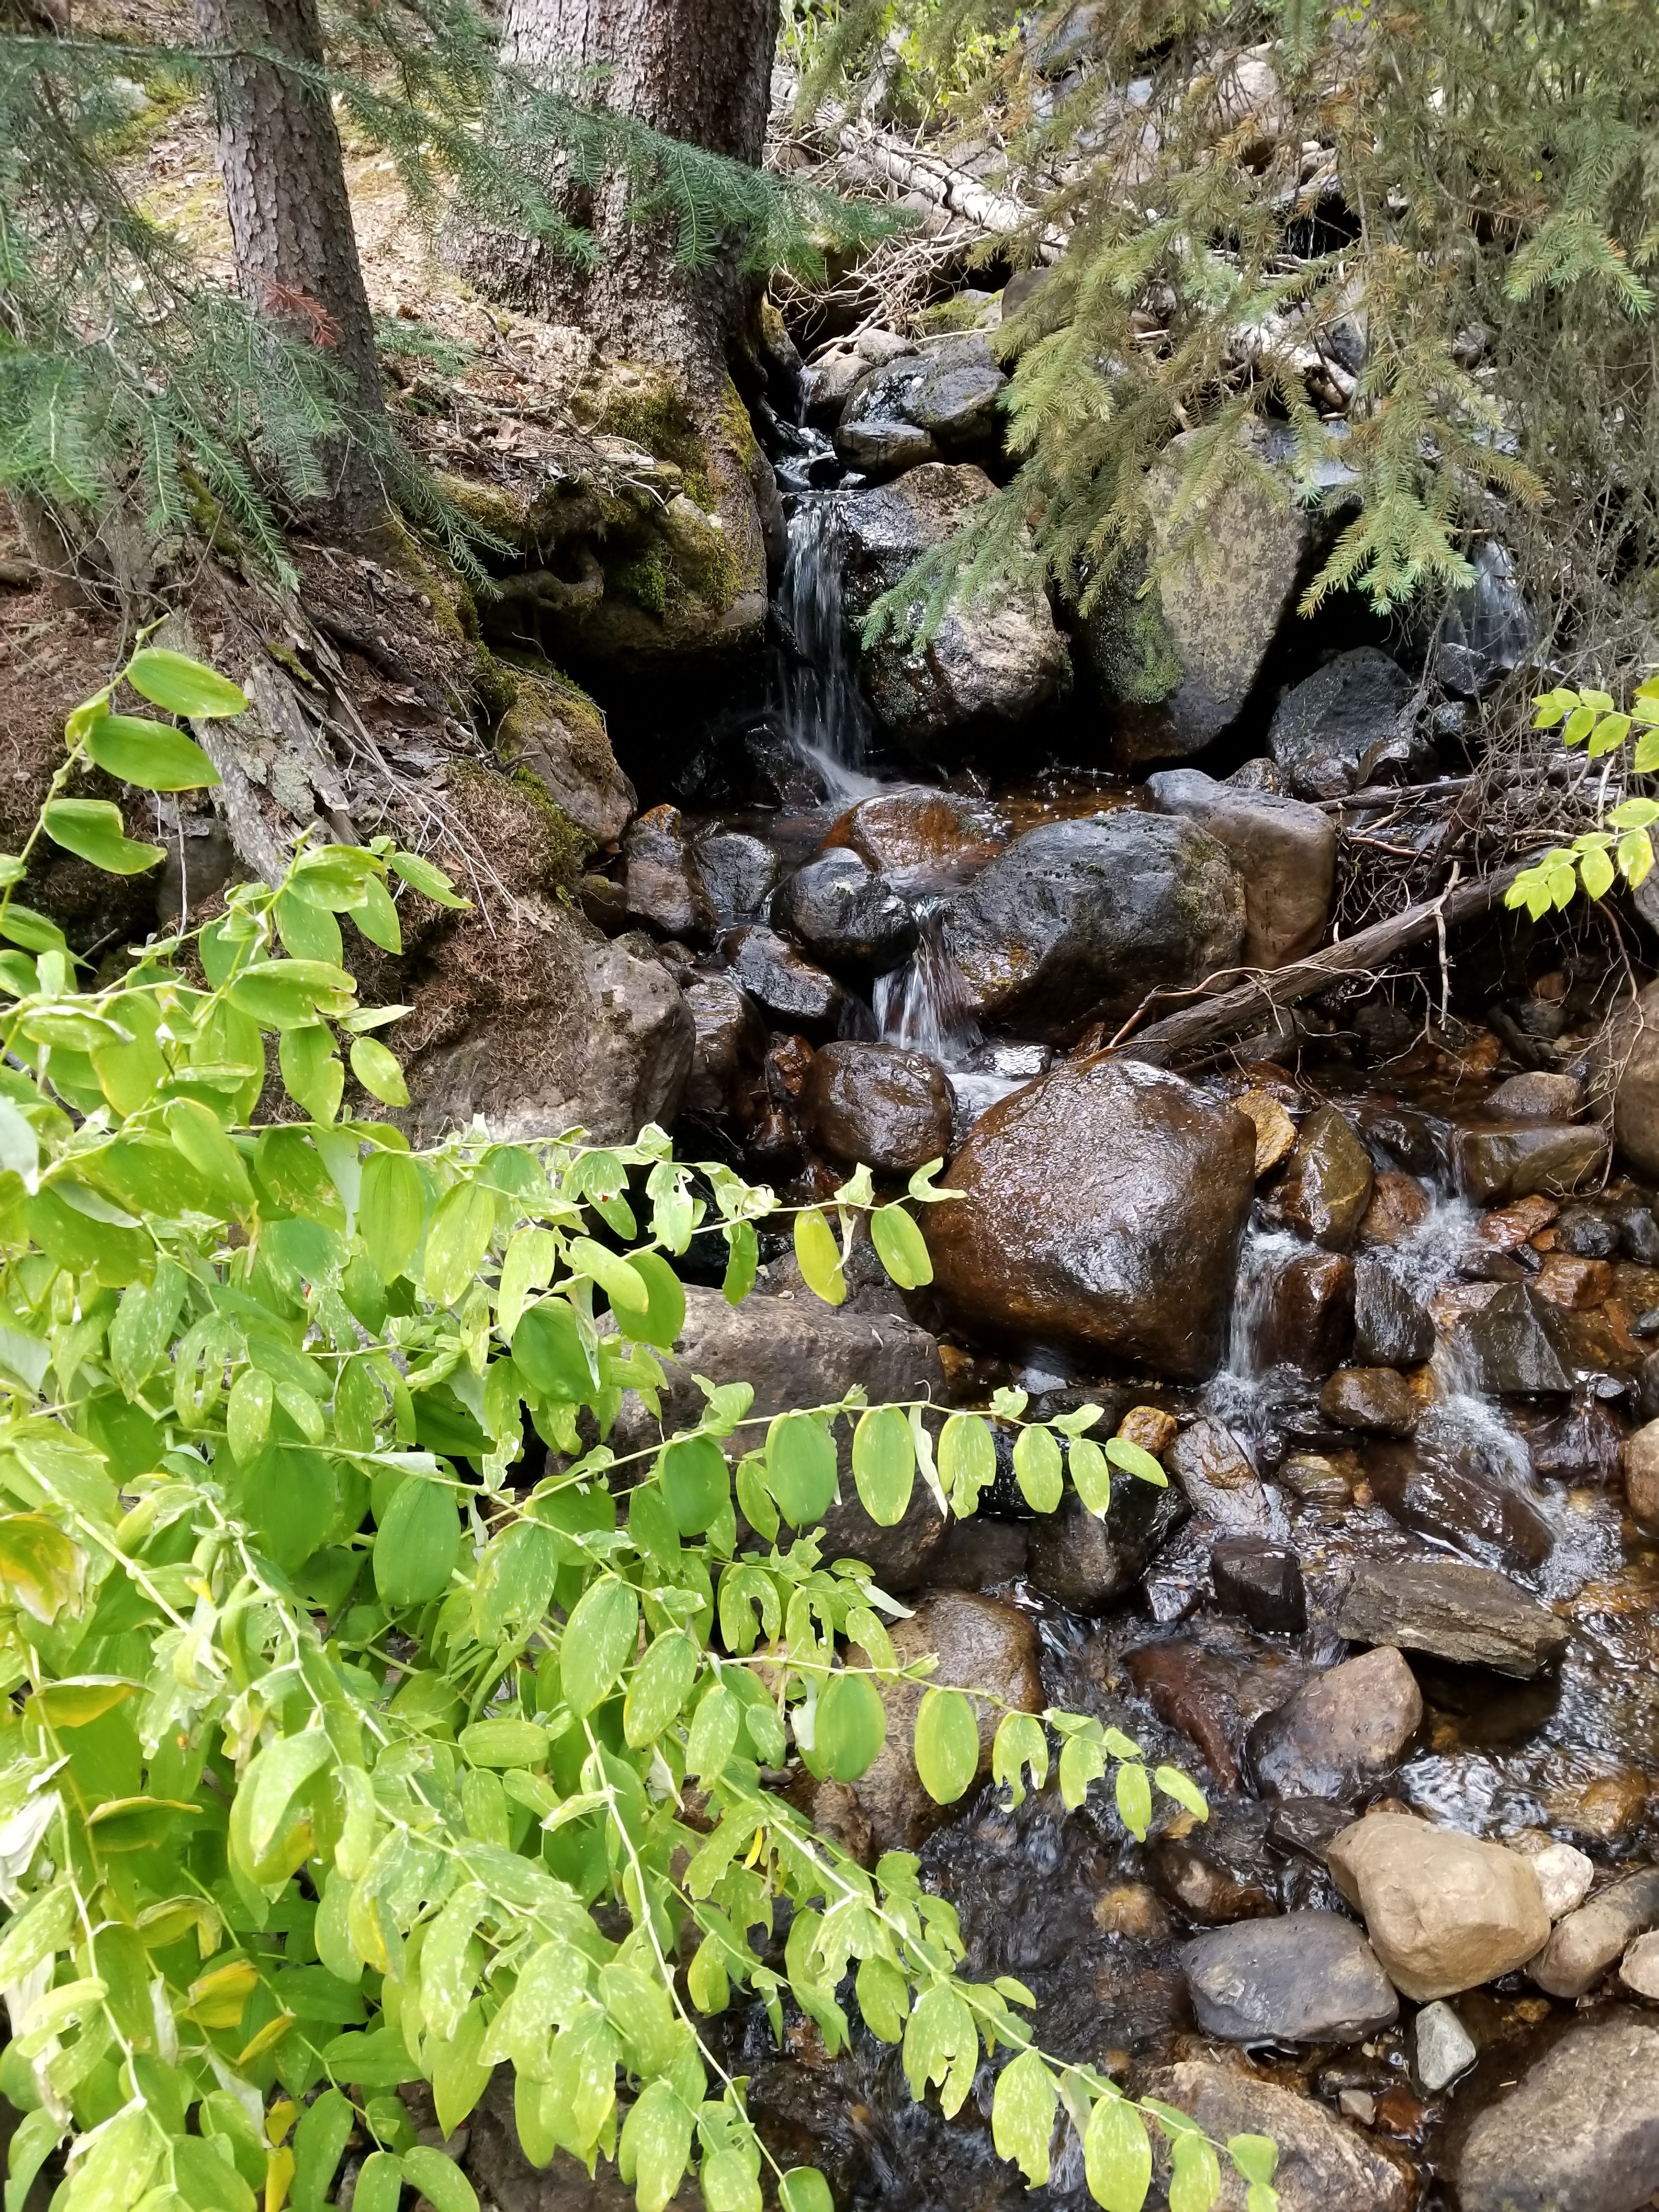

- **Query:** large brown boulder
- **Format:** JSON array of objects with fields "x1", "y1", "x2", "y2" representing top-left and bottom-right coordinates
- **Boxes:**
[
  {"x1": 926, "y1": 1058, "x2": 1256, "y2": 1378},
  {"x1": 1328, "y1": 1814, "x2": 1550, "y2": 2001},
  {"x1": 1147, "y1": 768, "x2": 1336, "y2": 967},
  {"x1": 1602, "y1": 979, "x2": 1659, "y2": 1179}
]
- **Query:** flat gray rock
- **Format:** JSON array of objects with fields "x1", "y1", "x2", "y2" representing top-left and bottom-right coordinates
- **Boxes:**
[
  {"x1": 1453, "y1": 2012, "x2": 1659, "y2": 2212},
  {"x1": 1183, "y1": 1911, "x2": 1398, "y2": 2044},
  {"x1": 1337, "y1": 1558, "x2": 1568, "y2": 1679}
]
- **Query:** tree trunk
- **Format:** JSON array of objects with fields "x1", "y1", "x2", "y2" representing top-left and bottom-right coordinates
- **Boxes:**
[
  {"x1": 487, "y1": 0, "x2": 780, "y2": 383},
  {"x1": 190, "y1": 0, "x2": 388, "y2": 537}
]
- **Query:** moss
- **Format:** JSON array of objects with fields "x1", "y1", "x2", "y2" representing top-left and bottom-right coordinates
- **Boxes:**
[
  {"x1": 444, "y1": 758, "x2": 590, "y2": 895},
  {"x1": 583, "y1": 363, "x2": 718, "y2": 509},
  {"x1": 493, "y1": 650, "x2": 607, "y2": 745},
  {"x1": 433, "y1": 472, "x2": 529, "y2": 550},
  {"x1": 1087, "y1": 561, "x2": 1183, "y2": 706},
  {"x1": 508, "y1": 766, "x2": 592, "y2": 887},
  {"x1": 612, "y1": 544, "x2": 674, "y2": 617}
]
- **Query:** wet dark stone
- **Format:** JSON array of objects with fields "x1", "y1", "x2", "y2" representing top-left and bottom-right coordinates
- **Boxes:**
[
  {"x1": 772, "y1": 848, "x2": 917, "y2": 972},
  {"x1": 797, "y1": 1040, "x2": 954, "y2": 1176},
  {"x1": 1336, "y1": 1558, "x2": 1569, "y2": 1679},
  {"x1": 1351, "y1": 1101, "x2": 1438, "y2": 1175},
  {"x1": 1248, "y1": 1646, "x2": 1424, "y2": 1801},
  {"x1": 1553, "y1": 1204, "x2": 1621, "y2": 1258},
  {"x1": 1366, "y1": 1443, "x2": 1553, "y2": 1574},
  {"x1": 1320, "y1": 1365, "x2": 1418, "y2": 1436},
  {"x1": 1276, "y1": 1107, "x2": 1375, "y2": 1250},
  {"x1": 622, "y1": 804, "x2": 716, "y2": 941},
  {"x1": 1128, "y1": 1637, "x2": 1307, "y2": 1793},
  {"x1": 1452, "y1": 1284, "x2": 1575, "y2": 1394},
  {"x1": 1268, "y1": 1798, "x2": 1354, "y2": 1864},
  {"x1": 1454, "y1": 1121, "x2": 1610, "y2": 1205},
  {"x1": 1212, "y1": 1537, "x2": 1308, "y2": 1634},
  {"x1": 690, "y1": 829, "x2": 778, "y2": 922},
  {"x1": 1530, "y1": 1393, "x2": 1624, "y2": 1485},
  {"x1": 719, "y1": 926, "x2": 863, "y2": 1036},
  {"x1": 1182, "y1": 1911, "x2": 1400, "y2": 2044},
  {"x1": 1024, "y1": 1481, "x2": 1187, "y2": 1612},
  {"x1": 1622, "y1": 1206, "x2": 1659, "y2": 1266},
  {"x1": 943, "y1": 811, "x2": 1246, "y2": 1045},
  {"x1": 1171, "y1": 1418, "x2": 1286, "y2": 1536},
  {"x1": 681, "y1": 972, "x2": 768, "y2": 1120},
  {"x1": 923, "y1": 1516, "x2": 1028, "y2": 1592},
  {"x1": 1254, "y1": 1251, "x2": 1355, "y2": 1371},
  {"x1": 1267, "y1": 647, "x2": 1420, "y2": 800},
  {"x1": 826, "y1": 786, "x2": 1008, "y2": 882},
  {"x1": 1485, "y1": 1071, "x2": 1585, "y2": 1121},
  {"x1": 1151, "y1": 1829, "x2": 1278, "y2": 1926},
  {"x1": 1353, "y1": 1250, "x2": 1435, "y2": 1366}
]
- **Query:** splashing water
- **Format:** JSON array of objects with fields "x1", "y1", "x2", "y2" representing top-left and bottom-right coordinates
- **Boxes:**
[
  {"x1": 770, "y1": 498, "x2": 878, "y2": 798},
  {"x1": 874, "y1": 905, "x2": 980, "y2": 1065},
  {"x1": 1206, "y1": 1224, "x2": 1308, "y2": 1443}
]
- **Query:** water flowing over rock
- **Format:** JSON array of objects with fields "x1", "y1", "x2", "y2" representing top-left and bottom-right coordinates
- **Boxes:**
[
  {"x1": 1352, "y1": 1249, "x2": 1435, "y2": 1365},
  {"x1": 1146, "y1": 2061, "x2": 1410, "y2": 2212},
  {"x1": 1327, "y1": 1814, "x2": 1551, "y2": 2000},
  {"x1": 772, "y1": 848, "x2": 917, "y2": 970},
  {"x1": 836, "y1": 464, "x2": 1068, "y2": 751},
  {"x1": 1452, "y1": 2012, "x2": 1659, "y2": 2212},
  {"x1": 1320, "y1": 1364, "x2": 1418, "y2": 1435},
  {"x1": 1248, "y1": 1646, "x2": 1423, "y2": 1800},
  {"x1": 823, "y1": 786, "x2": 1008, "y2": 880},
  {"x1": 1336, "y1": 1558, "x2": 1568, "y2": 1677},
  {"x1": 926, "y1": 1058, "x2": 1255, "y2": 1376},
  {"x1": 1182, "y1": 1911, "x2": 1399, "y2": 2043},
  {"x1": 1211, "y1": 1537, "x2": 1307, "y2": 1633},
  {"x1": 942, "y1": 811, "x2": 1246, "y2": 1043},
  {"x1": 1528, "y1": 1867, "x2": 1659, "y2": 1999},
  {"x1": 1147, "y1": 767, "x2": 1336, "y2": 966},
  {"x1": 797, "y1": 1040, "x2": 954, "y2": 1174},
  {"x1": 1267, "y1": 647, "x2": 1420, "y2": 799},
  {"x1": 1367, "y1": 1444, "x2": 1553, "y2": 1574},
  {"x1": 1274, "y1": 1106, "x2": 1374, "y2": 1249}
]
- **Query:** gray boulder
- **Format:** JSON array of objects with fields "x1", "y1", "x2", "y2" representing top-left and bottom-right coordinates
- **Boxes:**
[
  {"x1": 1336, "y1": 1558, "x2": 1568, "y2": 1679},
  {"x1": 1182, "y1": 1911, "x2": 1399, "y2": 2044},
  {"x1": 837, "y1": 464, "x2": 1069, "y2": 752},
  {"x1": 798, "y1": 1041, "x2": 954, "y2": 1175},
  {"x1": 691, "y1": 829, "x2": 778, "y2": 923},
  {"x1": 1147, "y1": 768, "x2": 1336, "y2": 967},
  {"x1": 926, "y1": 1057, "x2": 1256, "y2": 1378},
  {"x1": 1600, "y1": 980, "x2": 1659, "y2": 1180},
  {"x1": 943, "y1": 810, "x2": 1246, "y2": 1043},
  {"x1": 834, "y1": 333, "x2": 1007, "y2": 475},
  {"x1": 1024, "y1": 1481, "x2": 1186, "y2": 1612},
  {"x1": 719, "y1": 926, "x2": 860, "y2": 1036},
  {"x1": 1248, "y1": 1646, "x2": 1423, "y2": 1801},
  {"x1": 1453, "y1": 2012, "x2": 1659, "y2": 2212},
  {"x1": 1268, "y1": 648, "x2": 1421, "y2": 799},
  {"x1": 1147, "y1": 2060, "x2": 1410, "y2": 2212},
  {"x1": 773, "y1": 849, "x2": 917, "y2": 972}
]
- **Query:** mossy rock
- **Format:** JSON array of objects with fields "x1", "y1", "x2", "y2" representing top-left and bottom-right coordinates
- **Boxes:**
[
  {"x1": 443, "y1": 757, "x2": 592, "y2": 894},
  {"x1": 483, "y1": 648, "x2": 634, "y2": 848}
]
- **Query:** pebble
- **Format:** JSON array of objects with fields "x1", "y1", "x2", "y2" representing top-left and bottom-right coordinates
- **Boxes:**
[
  {"x1": 1529, "y1": 1866, "x2": 1659, "y2": 2000},
  {"x1": 1508, "y1": 1831, "x2": 1594, "y2": 1920},
  {"x1": 1182, "y1": 1910, "x2": 1399, "y2": 2044},
  {"x1": 1620, "y1": 1927, "x2": 1659, "y2": 1999},
  {"x1": 1413, "y1": 2000, "x2": 1476, "y2": 2092},
  {"x1": 1320, "y1": 1364, "x2": 1418, "y2": 1436},
  {"x1": 1248, "y1": 1646, "x2": 1423, "y2": 1801}
]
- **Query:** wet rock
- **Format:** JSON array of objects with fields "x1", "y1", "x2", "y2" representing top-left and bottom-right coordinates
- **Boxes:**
[
  {"x1": 1553, "y1": 1205, "x2": 1621, "y2": 1259},
  {"x1": 1234, "y1": 1087, "x2": 1298, "y2": 1175},
  {"x1": 1321, "y1": 1365, "x2": 1418, "y2": 1436},
  {"x1": 923, "y1": 1516, "x2": 1028, "y2": 1592},
  {"x1": 1413, "y1": 2000, "x2": 1476, "y2": 2092},
  {"x1": 1454, "y1": 1120, "x2": 1610, "y2": 1204},
  {"x1": 1509, "y1": 1831, "x2": 1595, "y2": 1920},
  {"x1": 1485, "y1": 1070, "x2": 1585, "y2": 1121},
  {"x1": 621, "y1": 805, "x2": 715, "y2": 941},
  {"x1": 1268, "y1": 1798, "x2": 1354, "y2": 1864},
  {"x1": 1171, "y1": 1418, "x2": 1285, "y2": 1535},
  {"x1": 1118, "y1": 1404, "x2": 1179, "y2": 1458},
  {"x1": 1480, "y1": 1192, "x2": 1561, "y2": 1250},
  {"x1": 837, "y1": 465, "x2": 1068, "y2": 751},
  {"x1": 1623, "y1": 1419, "x2": 1659, "y2": 1531},
  {"x1": 1452, "y1": 2011, "x2": 1659, "y2": 2212},
  {"x1": 1183, "y1": 1912, "x2": 1399, "y2": 2044},
  {"x1": 1024, "y1": 1481, "x2": 1186, "y2": 1612},
  {"x1": 690, "y1": 830, "x2": 778, "y2": 923},
  {"x1": 1277, "y1": 1107, "x2": 1375, "y2": 1250},
  {"x1": 773, "y1": 849, "x2": 917, "y2": 972},
  {"x1": 1253, "y1": 1251, "x2": 1355, "y2": 1371},
  {"x1": 1620, "y1": 1929, "x2": 1659, "y2": 1998},
  {"x1": 1435, "y1": 539, "x2": 1534, "y2": 697},
  {"x1": 493, "y1": 660, "x2": 636, "y2": 847},
  {"x1": 800, "y1": 327, "x2": 913, "y2": 425},
  {"x1": 1150, "y1": 1808, "x2": 1278, "y2": 1924},
  {"x1": 1148, "y1": 768, "x2": 1337, "y2": 967},
  {"x1": 681, "y1": 973, "x2": 767, "y2": 1119},
  {"x1": 798, "y1": 1041, "x2": 955, "y2": 1177},
  {"x1": 825, "y1": 786, "x2": 1008, "y2": 881},
  {"x1": 1212, "y1": 1537, "x2": 1307, "y2": 1634},
  {"x1": 1128, "y1": 1638, "x2": 1305, "y2": 1792},
  {"x1": 1367, "y1": 1444, "x2": 1553, "y2": 1575},
  {"x1": 1148, "y1": 2059, "x2": 1410, "y2": 2212},
  {"x1": 1602, "y1": 981, "x2": 1659, "y2": 1180},
  {"x1": 719, "y1": 926, "x2": 859, "y2": 1036},
  {"x1": 835, "y1": 335, "x2": 1007, "y2": 474},
  {"x1": 611, "y1": 1285, "x2": 948, "y2": 1589},
  {"x1": 1267, "y1": 648, "x2": 1419, "y2": 800},
  {"x1": 1328, "y1": 1814, "x2": 1550, "y2": 2000},
  {"x1": 834, "y1": 417, "x2": 938, "y2": 475},
  {"x1": 1358, "y1": 1171, "x2": 1432, "y2": 1246},
  {"x1": 1336, "y1": 1558, "x2": 1568, "y2": 1678},
  {"x1": 944, "y1": 811, "x2": 1246, "y2": 1043},
  {"x1": 1529, "y1": 1868, "x2": 1659, "y2": 2000},
  {"x1": 1452, "y1": 1284, "x2": 1574, "y2": 1394},
  {"x1": 1248, "y1": 1647, "x2": 1423, "y2": 1801},
  {"x1": 1083, "y1": 431, "x2": 1322, "y2": 766},
  {"x1": 1353, "y1": 1252, "x2": 1435, "y2": 1366},
  {"x1": 1622, "y1": 1204, "x2": 1659, "y2": 1266},
  {"x1": 837, "y1": 1593, "x2": 1042, "y2": 1854},
  {"x1": 1534, "y1": 1251, "x2": 1612, "y2": 1309},
  {"x1": 927, "y1": 1057, "x2": 1256, "y2": 1378}
]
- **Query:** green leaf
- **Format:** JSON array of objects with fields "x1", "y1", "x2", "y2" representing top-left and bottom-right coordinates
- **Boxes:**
[
  {"x1": 1621, "y1": 830, "x2": 1656, "y2": 887},
  {"x1": 1013, "y1": 1425, "x2": 1063, "y2": 1511},
  {"x1": 1155, "y1": 1765, "x2": 1209, "y2": 1820},
  {"x1": 566, "y1": 1235, "x2": 649, "y2": 1317},
  {"x1": 243, "y1": 1729, "x2": 336, "y2": 1864},
  {"x1": 1562, "y1": 703, "x2": 1596, "y2": 746},
  {"x1": 1069, "y1": 1435, "x2": 1112, "y2": 1513},
  {"x1": 685, "y1": 1684, "x2": 741, "y2": 1781},
  {"x1": 513, "y1": 1299, "x2": 597, "y2": 1400},
  {"x1": 1105, "y1": 1435, "x2": 1167, "y2": 1486},
  {"x1": 852, "y1": 1404, "x2": 915, "y2": 1526},
  {"x1": 870, "y1": 1203, "x2": 933, "y2": 1289},
  {"x1": 458, "y1": 1718, "x2": 549, "y2": 1768},
  {"x1": 42, "y1": 800, "x2": 164, "y2": 874},
  {"x1": 991, "y1": 1711, "x2": 1049, "y2": 1807},
  {"x1": 722, "y1": 1217, "x2": 758, "y2": 1304},
  {"x1": 614, "y1": 1248, "x2": 685, "y2": 1351},
  {"x1": 291, "y1": 2090, "x2": 354, "y2": 2212},
  {"x1": 815, "y1": 1669, "x2": 887, "y2": 1781},
  {"x1": 1169, "y1": 2132, "x2": 1221, "y2": 2212},
  {"x1": 424, "y1": 1180, "x2": 498, "y2": 1307},
  {"x1": 1115, "y1": 1763, "x2": 1153, "y2": 1842},
  {"x1": 992, "y1": 2048, "x2": 1057, "y2": 2187},
  {"x1": 349, "y1": 874, "x2": 403, "y2": 955},
  {"x1": 659, "y1": 1434, "x2": 729, "y2": 1536},
  {"x1": 0, "y1": 904, "x2": 65, "y2": 955},
  {"x1": 938, "y1": 1413, "x2": 995, "y2": 1517},
  {"x1": 85, "y1": 713, "x2": 221, "y2": 790},
  {"x1": 701, "y1": 2148, "x2": 761, "y2": 2212},
  {"x1": 618, "y1": 2080, "x2": 692, "y2": 2212},
  {"x1": 279, "y1": 1023, "x2": 343, "y2": 1121},
  {"x1": 1609, "y1": 795, "x2": 1659, "y2": 828},
  {"x1": 231, "y1": 958, "x2": 355, "y2": 1028},
  {"x1": 360, "y1": 1148, "x2": 426, "y2": 1278},
  {"x1": 401, "y1": 2147, "x2": 477, "y2": 2212},
  {"x1": 1084, "y1": 2095, "x2": 1152, "y2": 2212},
  {"x1": 228, "y1": 1368, "x2": 273, "y2": 1461},
  {"x1": 560, "y1": 1577, "x2": 639, "y2": 1716},
  {"x1": 1589, "y1": 710, "x2": 1633, "y2": 757},
  {"x1": 794, "y1": 1207, "x2": 845, "y2": 1305},
  {"x1": 778, "y1": 2172, "x2": 832, "y2": 2212},
  {"x1": 126, "y1": 647, "x2": 248, "y2": 718},
  {"x1": 901, "y1": 1984, "x2": 978, "y2": 2119},
  {"x1": 913, "y1": 1686, "x2": 979, "y2": 1804},
  {"x1": 350, "y1": 1036, "x2": 409, "y2": 1106},
  {"x1": 623, "y1": 1632, "x2": 698, "y2": 1747},
  {"x1": 766, "y1": 1412, "x2": 837, "y2": 1528},
  {"x1": 0, "y1": 1515, "x2": 80, "y2": 1623},
  {"x1": 373, "y1": 1476, "x2": 460, "y2": 1606},
  {"x1": 1227, "y1": 2137, "x2": 1277, "y2": 2187},
  {"x1": 389, "y1": 849, "x2": 469, "y2": 907}
]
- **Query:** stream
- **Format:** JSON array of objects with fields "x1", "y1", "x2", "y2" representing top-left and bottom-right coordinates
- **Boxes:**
[{"x1": 591, "y1": 450, "x2": 1659, "y2": 2211}]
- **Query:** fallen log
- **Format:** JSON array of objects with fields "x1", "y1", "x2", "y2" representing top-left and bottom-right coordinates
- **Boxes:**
[
  {"x1": 827, "y1": 121, "x2": 1070, "y2": 262},
  {"x1": 1107, "y1": 863, "x2": 1525, "y2": 1066}
]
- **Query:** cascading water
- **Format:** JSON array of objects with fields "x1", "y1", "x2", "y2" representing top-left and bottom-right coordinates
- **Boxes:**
[
  {"x1": 873, "y1": 902, "x2": 980, "y2": 1064},
  {"x1": 770, "y1": 497, "x2": 879, "y2": 798}
]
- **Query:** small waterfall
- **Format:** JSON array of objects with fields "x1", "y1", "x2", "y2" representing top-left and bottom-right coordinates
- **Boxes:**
[
  {"x1": 1207, "y1": 1225, "x2": 1306, "y2": 1441},
  {"x1": 771, "y1": 498, "x2": 877, "y2": 797},
  {"x1": 874, "y1": 905, "x2": 980, "y2": 1065}
]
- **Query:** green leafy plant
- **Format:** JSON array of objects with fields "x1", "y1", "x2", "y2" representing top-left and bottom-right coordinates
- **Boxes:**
[
  {"x1": 1506, "y1": 673, "x2": 1659, "y2": 917},
  {"x1": 0, "y1": 644, "x2": 1273, "y2": 2212}
]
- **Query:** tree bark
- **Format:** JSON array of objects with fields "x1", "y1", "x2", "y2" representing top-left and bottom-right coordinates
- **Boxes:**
[
  {"x1": 485, "y1": 0, "x2": 781, "y2": 383},
  {"x1": 190, "y1": 0, "x2": 388, "y2": 536}
]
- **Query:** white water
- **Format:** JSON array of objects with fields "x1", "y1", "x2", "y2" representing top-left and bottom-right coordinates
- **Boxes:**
[
  {"x1": 873, "y1": 904, "x2": 981, "y2": 1065},
  {"x1": 771, "y1": 498, "x2": 878, "y2": 800}
]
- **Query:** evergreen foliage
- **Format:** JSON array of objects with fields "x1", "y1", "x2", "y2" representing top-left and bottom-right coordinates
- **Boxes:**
[
  {"x1": 797, "y1": 1, "x2": 1659, "y2": 660},
  {"x1": 0, "y1": 646, "x2": 1265, "y2": 2212}
]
